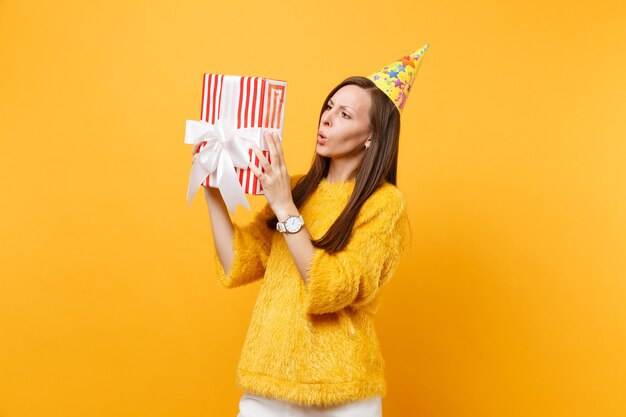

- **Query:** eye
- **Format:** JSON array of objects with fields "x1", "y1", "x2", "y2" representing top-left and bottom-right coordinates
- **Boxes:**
[{"x1": 324, "y1": 104, "x2": 350, "y2": 119}]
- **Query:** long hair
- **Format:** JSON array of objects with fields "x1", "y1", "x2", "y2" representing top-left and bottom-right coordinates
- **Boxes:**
[{"x1": 267, "y1": 76, "x2": 401, "y2": 253}]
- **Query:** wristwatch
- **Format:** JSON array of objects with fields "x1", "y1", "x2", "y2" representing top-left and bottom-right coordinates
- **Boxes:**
[{"x1": 276, "y1": 214, "x2": 304, "y2": 233}]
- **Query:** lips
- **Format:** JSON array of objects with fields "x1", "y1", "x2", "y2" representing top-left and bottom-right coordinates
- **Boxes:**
[{"x1": 317, "y1": 130, "x2": 327, "y2": 144}]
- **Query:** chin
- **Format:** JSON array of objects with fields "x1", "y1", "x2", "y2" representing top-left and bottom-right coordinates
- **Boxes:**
[{"x1": 315, "y1": 144, "x2": 329, "y2": 157}]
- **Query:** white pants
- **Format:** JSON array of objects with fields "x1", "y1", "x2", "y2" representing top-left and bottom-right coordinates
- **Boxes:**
[{"x1": 236, "y1": 392, "x2": 382, "y2": 417}]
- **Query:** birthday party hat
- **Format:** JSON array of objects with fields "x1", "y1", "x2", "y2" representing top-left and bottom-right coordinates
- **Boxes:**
[{"x1": 367, "y1": 44, "x2": 429, "y2": 113}]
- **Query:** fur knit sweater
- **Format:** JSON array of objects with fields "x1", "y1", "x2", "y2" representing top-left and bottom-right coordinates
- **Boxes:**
[{"x1": 213, "y1": 173, "x2": 409, "y2": 407}]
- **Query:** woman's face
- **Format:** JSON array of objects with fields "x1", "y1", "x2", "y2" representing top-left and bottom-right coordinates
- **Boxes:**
[{"x1": 316, "y1": 84, "x2": 372, "y2": 159}]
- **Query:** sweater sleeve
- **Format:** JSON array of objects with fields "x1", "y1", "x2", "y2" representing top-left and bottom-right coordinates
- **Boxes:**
[
  {"x1": 213, "y1": 201, "x2": 275, "y2": 288},
  {"x1": 214, "y1": 173, "x2": 305, "y2": 288},
  {"x1": 301, "y1": 187, "x2": 409, "y2": 315}
]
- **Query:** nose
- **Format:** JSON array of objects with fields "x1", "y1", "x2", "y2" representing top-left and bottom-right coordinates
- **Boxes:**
[{"x1": 321, "y1": 108, "x2": 332, "y2": 127}]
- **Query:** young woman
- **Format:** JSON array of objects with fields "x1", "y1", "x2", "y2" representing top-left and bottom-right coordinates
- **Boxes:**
[{"x1": 197, "y1": 46, "x2": 427, "y2": 417}]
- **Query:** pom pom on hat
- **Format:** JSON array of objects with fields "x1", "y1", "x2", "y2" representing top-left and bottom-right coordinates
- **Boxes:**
[{"x1": 367, "y1": 44, "x2": 429, "y2": 113}]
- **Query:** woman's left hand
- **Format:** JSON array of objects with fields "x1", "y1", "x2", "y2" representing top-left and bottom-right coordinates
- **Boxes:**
[{"x1": 249, "y1": 132, "x2": 295, "y2": 220}]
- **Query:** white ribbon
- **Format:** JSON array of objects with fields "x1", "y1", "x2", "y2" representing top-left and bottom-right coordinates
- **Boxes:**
[{"x1": 184, "y1": 117, "x2": 278, "y2": 214}]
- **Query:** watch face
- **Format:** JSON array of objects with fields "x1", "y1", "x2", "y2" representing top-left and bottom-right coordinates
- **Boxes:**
[{"x1": 285, "y1": 216, "x2": 302, "y2": 233}]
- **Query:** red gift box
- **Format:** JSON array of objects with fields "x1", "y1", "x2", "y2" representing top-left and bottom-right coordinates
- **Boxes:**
[{"x1": 195, "y1": 73, "x2": 287, "y2": 195}]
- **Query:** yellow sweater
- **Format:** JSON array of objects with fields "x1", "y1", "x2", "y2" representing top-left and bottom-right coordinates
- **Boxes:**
[{"x1": 213, "y1": 174, "x2": 409, "y2": 407}]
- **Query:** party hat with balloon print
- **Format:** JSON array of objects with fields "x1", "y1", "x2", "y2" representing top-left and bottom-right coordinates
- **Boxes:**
[{"x1": 367, "y1": 44, "x2": 429, "y2": 113}]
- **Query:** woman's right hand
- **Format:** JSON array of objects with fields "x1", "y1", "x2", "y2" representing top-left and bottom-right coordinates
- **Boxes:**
[{"x1": 191, "y1": 141, "x2": 204, "y2": 162}]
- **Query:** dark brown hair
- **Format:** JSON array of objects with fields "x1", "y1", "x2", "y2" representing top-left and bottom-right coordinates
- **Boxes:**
[{"x1": 267, "y1": 76, "x2": 402, "y2": 253}]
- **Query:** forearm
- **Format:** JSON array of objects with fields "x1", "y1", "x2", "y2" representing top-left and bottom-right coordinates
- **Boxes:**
[
  {"x1": 275, "y1": 203, "x2": 315, "y2": 285},
  {"x1": 204, "y1": 186, "x2": 235, "y2": 276}
]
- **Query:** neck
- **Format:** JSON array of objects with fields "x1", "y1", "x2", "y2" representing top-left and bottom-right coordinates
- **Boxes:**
[{"x1": 326, "y1": 156, "x2": 363, "y2": 184}]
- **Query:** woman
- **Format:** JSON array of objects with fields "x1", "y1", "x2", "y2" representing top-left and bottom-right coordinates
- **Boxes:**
[{"x1": 197, "y1": 46, "x2": 428, "y2": 417}]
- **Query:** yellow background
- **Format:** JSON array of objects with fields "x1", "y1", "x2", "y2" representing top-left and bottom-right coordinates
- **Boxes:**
[{"x1": 1, "y1": 0, "x2": 625, "y2": 416}]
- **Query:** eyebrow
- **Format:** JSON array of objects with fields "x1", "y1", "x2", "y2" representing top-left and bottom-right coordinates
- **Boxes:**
[{"x1": 328, "y1": 99, "x2": 355, "y2": 113}]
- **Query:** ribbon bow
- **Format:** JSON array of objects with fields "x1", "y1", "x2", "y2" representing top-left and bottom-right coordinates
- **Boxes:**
[{"x1": 184, "y1": 117, "x2": 275, "y2": 213}]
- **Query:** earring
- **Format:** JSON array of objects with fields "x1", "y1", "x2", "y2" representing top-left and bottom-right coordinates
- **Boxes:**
[{"x1": 365, "y1": 142, "x2": 371, "y2": 149}]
